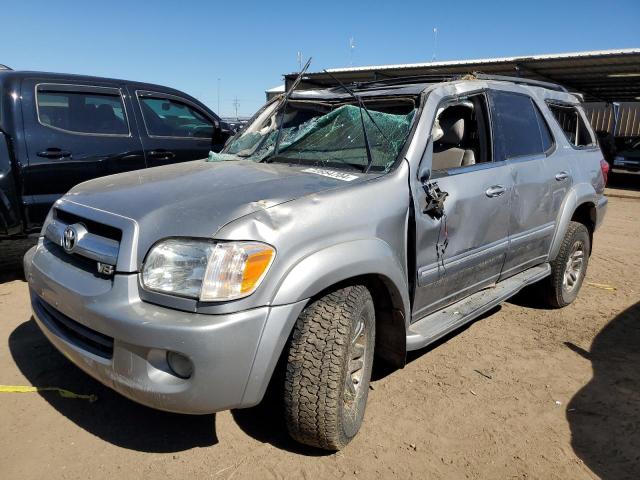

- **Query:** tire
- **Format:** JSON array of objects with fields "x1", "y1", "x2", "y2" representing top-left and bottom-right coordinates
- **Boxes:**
[
  {"x1": 543, "y1": 221, "x2": 591, "y2": 308},
  {"x1": 284, "y1": 285, "x2": 375, "y2": 450}
]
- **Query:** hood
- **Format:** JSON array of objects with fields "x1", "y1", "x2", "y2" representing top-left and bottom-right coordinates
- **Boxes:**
[{"x1": 66, "y1": 159, "x2": 370, "y2": 261}]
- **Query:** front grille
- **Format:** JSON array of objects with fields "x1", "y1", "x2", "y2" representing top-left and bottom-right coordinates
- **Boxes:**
[
  {"x1": 54, "y1": 208, "x2": 122, "y2": 242},
  {"x1": 35, "y1": 297, "x2": 114, "y2": 359},
  {"x1": 43, "y1": 238, "x2": 100, "y2": 273},
  {"x1": 45, "y1": 207, "x2": 121, "y2": 274}
]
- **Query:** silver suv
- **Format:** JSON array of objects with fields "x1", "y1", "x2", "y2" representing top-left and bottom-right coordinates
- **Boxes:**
[{"x1": 24, "y1": 74, "x2": 608, "y2": 450}]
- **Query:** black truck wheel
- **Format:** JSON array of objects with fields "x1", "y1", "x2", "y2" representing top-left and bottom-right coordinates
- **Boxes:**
[
  {"x1": 543, "y1": 221, "x2": 591, "y2": 308},
  {"x1": 284, "y1": 285, "x2": 375, "y2": 450}
]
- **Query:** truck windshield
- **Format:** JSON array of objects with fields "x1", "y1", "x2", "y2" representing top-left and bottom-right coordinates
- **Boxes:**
[{"x1": 213, "y1": 98, "x2": 417, "y2": 172}]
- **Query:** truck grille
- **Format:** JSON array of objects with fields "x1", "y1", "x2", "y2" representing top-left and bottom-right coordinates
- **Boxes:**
[
  {"x1": 35, "y1": 297, "x2": 114, "y2": 359},
  {"x1": 43, "y1": 208, "x2": 122, "y2": 274},
  {"x1": 54, "y1": 208, "x2": 122, "y2": 242}
]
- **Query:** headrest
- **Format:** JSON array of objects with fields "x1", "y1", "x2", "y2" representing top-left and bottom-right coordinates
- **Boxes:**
[{"x1": 432, "y1": 105, "x2": 472, "y2": 146}]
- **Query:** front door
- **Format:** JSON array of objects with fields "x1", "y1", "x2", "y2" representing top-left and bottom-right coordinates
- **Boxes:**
[
  {"x1": 131, "y1": 89, "x2": 217, "y2": 168},
  {"x1": 412, "y1": 92, "x2": 512, "y2": 321},
  {"x1": 21, "y1": 79, "x2": 145, "y2": 229}
]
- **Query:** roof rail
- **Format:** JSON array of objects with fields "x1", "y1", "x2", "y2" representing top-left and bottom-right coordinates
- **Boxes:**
[
  {"x1": 352, "y1": 73, "x2": 457, "y2": 88},
  {"x1": 318, "y1": 71, "x2": 568, "y2": 93},
  {"x1": 0, "y1": 64, "x2": 12, "y2": 71},
  {"x1": 472, "y1": 74, "x2": 568, "y2": 93}
]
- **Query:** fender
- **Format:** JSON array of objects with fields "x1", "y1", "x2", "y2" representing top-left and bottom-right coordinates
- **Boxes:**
[
  {"x1": 272, "y1": 238, "x2": 411, "y2": 328},
  {"x1": 548, "y1": 182, "x2": 597, "y2": 261},
  {"x1": 240, "y1": 239, "x2": 411, "y2": 406}
]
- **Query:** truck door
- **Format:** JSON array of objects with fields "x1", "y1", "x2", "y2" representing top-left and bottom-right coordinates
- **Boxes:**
[
  {"x1": 411, "y1": 92, "x2": 512, "y2": 321},
  {"x1": 21, "y1": 79, "x2": 145, "y2": 228},
  {"x1": 488, "y1": 90, "x2": 571, "y2": 279},
  {"x1": 0, "y1": 131, "x2": 22, "y2": 236},
  {"x1": 130, "y1": 89, "x2": 220, "y2": 168}
]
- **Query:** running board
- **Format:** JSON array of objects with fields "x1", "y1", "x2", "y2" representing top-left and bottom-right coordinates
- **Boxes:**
[{"x1": 406, "y1": 263, "x2": 551, "y2": 351}]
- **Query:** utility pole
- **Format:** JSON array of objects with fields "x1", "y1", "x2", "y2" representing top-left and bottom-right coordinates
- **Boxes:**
[
  {"x1": 432, "y1": 27, "x2": 438, "y2": 61},
  {"x1": 297, "y1": 51, "x2": 303, "y2": 72},
  {"x1": 217, "y1": 78, "x2": 221, "y2": 114},
  {"x1": 349, "y1": 37, "x2": 356, "y2": 66},
  {"x1": 232, "y1": 96, "x2": 240, "y2": 120}
]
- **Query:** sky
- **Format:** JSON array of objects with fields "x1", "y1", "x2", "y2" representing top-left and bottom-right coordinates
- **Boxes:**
[{"x1": 1, "y1": 0, "x2": 639, "y2": 117}]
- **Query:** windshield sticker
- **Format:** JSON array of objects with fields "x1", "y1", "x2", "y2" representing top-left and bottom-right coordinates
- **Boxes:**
[{"x1": 301, "y1": 168, "x2": 358, "y2": 182}]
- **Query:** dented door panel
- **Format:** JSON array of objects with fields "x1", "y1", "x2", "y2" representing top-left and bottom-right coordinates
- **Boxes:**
[{"x1": 412, "y1": 163, "x2": 512, "y2": 321}]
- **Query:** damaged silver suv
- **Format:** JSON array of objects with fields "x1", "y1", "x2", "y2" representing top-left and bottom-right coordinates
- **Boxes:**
[{"x1": 24, "y1": 72, "x2": 608, "y2": 450}]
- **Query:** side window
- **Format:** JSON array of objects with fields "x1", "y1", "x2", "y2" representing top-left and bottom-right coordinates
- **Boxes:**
[
  {"x1": 36, "y1": 86, "x2": 128, "y2": 135},
  {"x1": 533, "y1": 103, "x2": 554, "y2": 152},
  {"x1": 138, "y1": 94, "x2": 213, "y2": 138},
  {"x1": 547, "y1": 103, "x2": 595, "y2": 147},
  {"x1": 491, "y1": 91, "x2": 549, "y2": 160},
  {"x1": 430, "y1": 94, "x2": 492, "y2": 172}
]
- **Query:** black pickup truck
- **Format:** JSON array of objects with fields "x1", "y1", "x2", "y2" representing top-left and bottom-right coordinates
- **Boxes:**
[{"x1": 0, "y1": 68, "x2": 233, "y2": 239}]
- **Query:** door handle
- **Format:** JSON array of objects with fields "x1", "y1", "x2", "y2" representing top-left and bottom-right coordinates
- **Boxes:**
[
  {"x1": 555, "y1": 171, "x2": 569, "y2": 181},
  {"x1": 485, "y1": 185, "x2": 507, "y2": 198},
  {"x1": 37, "y1": 148, "x2": 72, "y2": 159},
  {"x1": 148, "y1": 150, "x2": 176, "y2": 160}
]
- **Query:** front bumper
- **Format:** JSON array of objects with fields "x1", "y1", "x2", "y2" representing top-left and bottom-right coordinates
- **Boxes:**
[{"x1": 24, "y1": 242, "x2": 306, "y2": 414}]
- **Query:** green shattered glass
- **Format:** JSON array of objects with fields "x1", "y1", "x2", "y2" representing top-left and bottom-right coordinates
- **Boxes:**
[{"x1": 212, "y1": 105, "x2": 415, "y2": 171}]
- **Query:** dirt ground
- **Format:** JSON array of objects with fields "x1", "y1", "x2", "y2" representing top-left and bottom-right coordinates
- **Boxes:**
[{"x1": 1, "y1": 194, "x2": 638, "y2": 480}]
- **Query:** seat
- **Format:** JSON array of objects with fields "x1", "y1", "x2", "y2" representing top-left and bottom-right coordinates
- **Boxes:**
[
  {"x1": 432, "y1": 105, "x2": 476, "y2": 170},
  {"x1": 94, "y1": 104, "x2": 126, "y2": 133}
]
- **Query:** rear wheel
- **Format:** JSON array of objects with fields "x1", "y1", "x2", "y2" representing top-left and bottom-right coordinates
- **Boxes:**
[
  {"x1": 284, "y1": 285, "x2": 375, "y2": 450},
  {"x1": 543, "y1": 221, "x2": 590, "y2": 308}
]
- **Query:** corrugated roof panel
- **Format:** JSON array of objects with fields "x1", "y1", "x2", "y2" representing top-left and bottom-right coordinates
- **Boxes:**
[{"x1": 288, "y1": 48, "x2": 640, "y2": 102}]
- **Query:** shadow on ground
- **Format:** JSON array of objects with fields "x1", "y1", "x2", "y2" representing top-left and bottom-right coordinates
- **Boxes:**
[
  {"x1": 9, "y1": 318, "x2": 218, "y2": 453},
  {"x1": 0, "y1": 238, "x2": 36, "y2": 283},
  {"x1": 608, "y1": 170, "x2": 640, "y2": 192},
  {"x1": 566, "y1": 301, "x2": 640, "y2": 479},
  {"x1": 507, "y1": 283, "x2": 555, "y2": 310},
  {"x1": 232, "y1": 305, "x2": 502, "y2": 455}
]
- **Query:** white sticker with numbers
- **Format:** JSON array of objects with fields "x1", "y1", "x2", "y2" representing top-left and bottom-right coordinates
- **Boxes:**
[{"x1": 301, "y1": 168, "x2": 358, "y2": 182}]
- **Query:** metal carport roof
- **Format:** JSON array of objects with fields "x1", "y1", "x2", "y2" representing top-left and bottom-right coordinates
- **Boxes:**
[{"x1": 285, "y1": 48, "x2": 640, "y2": 102}]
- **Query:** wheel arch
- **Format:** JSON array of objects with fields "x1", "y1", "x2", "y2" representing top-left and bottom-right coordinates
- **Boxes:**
[
  {"x1": 272, "y1": 239, "x2": 410, "y2": 367},
  {"x1": 241, "y1": 240, "x2": 410, "y2": 408},
  {"x1": 549, "y1": 184, "x2": 597, "y2": 261}
]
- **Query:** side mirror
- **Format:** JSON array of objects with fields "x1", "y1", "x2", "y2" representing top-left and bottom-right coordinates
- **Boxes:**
[{"x1": 418, "y1": 135, "x2": 433, "y2": 184}]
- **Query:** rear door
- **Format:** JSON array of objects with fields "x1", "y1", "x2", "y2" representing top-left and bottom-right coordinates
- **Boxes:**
[
  {"x1": 412, "y1": 91, "x2": 512, "y2": 320},
  {"x1": 21, "y1": 79, "x2": 145, "y2": 228},
  {"x1": 131, "y1": 89, "x2": 218, "y2": 167},
  {"x1": 488, "y1": 89, "x2": 567, "y2": 279}
]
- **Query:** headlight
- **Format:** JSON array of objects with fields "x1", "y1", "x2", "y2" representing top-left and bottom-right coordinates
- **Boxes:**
[{"x1": 141, "y1": 239, "x2": 275, "y2": 301}]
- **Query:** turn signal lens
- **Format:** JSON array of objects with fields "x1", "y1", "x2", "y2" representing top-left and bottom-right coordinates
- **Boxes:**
[{"x1": 200, "y1": 242, "x2": 275, "y2": 301}]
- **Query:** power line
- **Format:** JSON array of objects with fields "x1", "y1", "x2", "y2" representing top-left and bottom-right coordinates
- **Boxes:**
[
  {"x1": 432, "y1": 27, "x2": 438, "y2": 61},
  {"x1": 232, "y1": 96, "x2": 240, "y2": 120}
]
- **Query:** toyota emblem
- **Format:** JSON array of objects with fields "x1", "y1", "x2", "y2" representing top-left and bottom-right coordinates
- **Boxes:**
[{"x1": 62, "y1": 225, "x2": 77, "y2": 252}]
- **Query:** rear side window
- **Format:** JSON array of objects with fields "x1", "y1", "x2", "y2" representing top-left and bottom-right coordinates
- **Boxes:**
[
  {"x1": 533, "y1": 105, "x2": 554, "y2": 152},
  {"x1": 36, "y1": 87, "x2": 128, "y2": 135},
  {"x1": 547, "y1": 103, "x2": 595, "y2": 147},
  {"x1": 491, "y1": 91, "x2": 553, "y2": 160},
  {"x1": 138, "y1": 94, "x2": 213, "y2": 138}
]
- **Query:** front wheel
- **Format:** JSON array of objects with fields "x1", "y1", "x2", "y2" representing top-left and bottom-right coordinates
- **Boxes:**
[
  {"x1": 284, "y1": 285, "x2": 375, "y2": 450},
  {"x1": 543, "y1": 221, "x2": 591, "y2": 308}
]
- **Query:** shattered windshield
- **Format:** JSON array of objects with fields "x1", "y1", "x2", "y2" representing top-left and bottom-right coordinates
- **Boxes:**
[{"x1": 212, "y1": 97, "x2": 417, "y2": 172}]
